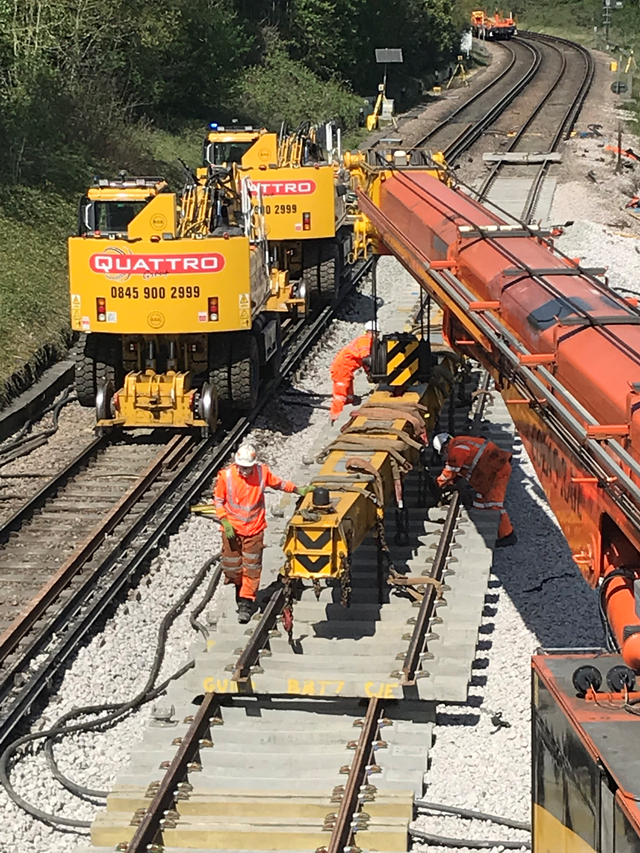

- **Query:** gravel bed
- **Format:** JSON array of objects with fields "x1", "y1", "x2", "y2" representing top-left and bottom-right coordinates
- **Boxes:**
[
  {"x1": 411, "y1": 433, "x2": 605, "y2": 853},
  {"x1": 0, "y1": 400, "x2": 95, "y2": 524},
  {"x1": 0, "y1": 258, "x2": 419, "y2": 853}
]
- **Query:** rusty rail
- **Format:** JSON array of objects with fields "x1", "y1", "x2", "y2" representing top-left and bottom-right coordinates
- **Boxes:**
[
  {"x1": 322, "y1": 697, "x2": 383, "y2": 853},
  {"x1": 231, "y1": 586, "x2": 285, "y2": 683},
  {"x1": 0, "y1": 435, "x2": 193, "y2": 666},
  {"x1": 402, "y1": 490, "x2": 460, "y2": 683},
  {"x1": 127, "y1": 692, "x2": 221, "y2": 853}
]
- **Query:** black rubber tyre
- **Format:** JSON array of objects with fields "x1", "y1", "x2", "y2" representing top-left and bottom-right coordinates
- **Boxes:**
[
  {"x1": 209, "y1": 334, "x2": 232, "y2": 405},
  {"x1": 302, "y1": 241, "x2": 321, "y2": 306},
  {"x1": 230, "y1": 335, "x2": 260, "y2": 411},
  {"x1": 318, "y1": 241, "x2": 340, "y2": 300},
  {"x1": 74, "y1": 334, "x2": 120, "y2": 408}
]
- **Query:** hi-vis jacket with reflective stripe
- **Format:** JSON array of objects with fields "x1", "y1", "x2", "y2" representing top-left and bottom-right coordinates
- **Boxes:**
[
  {"x1": 436, "y1": 436, "x2": 511, "y2": 494},
  {"x1": 214, "y1": 463, "x2": 297, "y2": 537}
]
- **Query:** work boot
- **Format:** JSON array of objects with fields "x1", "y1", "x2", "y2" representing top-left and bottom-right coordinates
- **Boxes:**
[
  {"x1": 495, "y1": 531, "x2": 518, "y2": 548},
  {"x1": 237, "y1": 598, "x2": 253, "y2": 624}
]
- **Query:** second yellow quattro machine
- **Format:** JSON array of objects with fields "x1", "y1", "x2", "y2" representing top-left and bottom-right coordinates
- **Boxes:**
[{"x1": 68, "y1": 123, "x2": 353, "y2": 432}]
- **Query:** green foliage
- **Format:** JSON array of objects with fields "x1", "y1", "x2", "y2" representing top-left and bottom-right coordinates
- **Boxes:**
[
  {"x1": 0, "y1": 0, "x2": 464, "y2": 396},
  {"x1": 231, "y1": 31, "x2": 362, "y2": 130}
]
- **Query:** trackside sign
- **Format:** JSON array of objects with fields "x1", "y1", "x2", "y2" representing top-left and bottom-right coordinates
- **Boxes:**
[
  {"x1": 250, "y1": 180, "x2": 316, "y2": 196},
  {"x1": 90, "y1": 253, "x2": 226, "y2": 274}
]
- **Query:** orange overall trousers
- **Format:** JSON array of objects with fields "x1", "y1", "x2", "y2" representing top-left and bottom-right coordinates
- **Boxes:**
[
  {"x1": 330, "y1": 333, "x2": 372, "y2": 420},
  {"x1": 214, "y1": 463, "x2": 297, "y2": 600}
]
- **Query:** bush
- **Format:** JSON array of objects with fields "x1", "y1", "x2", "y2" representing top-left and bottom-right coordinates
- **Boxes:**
[{"x1": 232, "y1": 32, "x2": 362, "y2": 131}]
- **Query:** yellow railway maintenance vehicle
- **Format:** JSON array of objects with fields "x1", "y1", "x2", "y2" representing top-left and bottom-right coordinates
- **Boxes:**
[
  {"x1": 69, "y1": 166, "x2": 304, "y2": 431},
  {"x1": 532, "y1": 650, "x2": 640, "y2": 853},
  {"x1": 204, "y1": 121, "x2": 352, "y2": 305}
]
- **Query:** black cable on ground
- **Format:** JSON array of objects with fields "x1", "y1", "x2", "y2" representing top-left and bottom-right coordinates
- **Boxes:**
[
  {"x1": 43, "y1": 553, "x2": 221, "y2": 800},
  {"x1": 190, "y1": 562, "x2": 223, "y2": 640},
  {"x1": 0, "y1": 388, "x2": 76, "y2": 465},
  {"x1": 410, "y1": 827, "x2": 530, "y2": 849},
  {"x1": 414, "y1": 800, "x2": 531, "y2": 831},
  {"x1": 0, "y1": 552, "x2": 221, "y2": 828}
]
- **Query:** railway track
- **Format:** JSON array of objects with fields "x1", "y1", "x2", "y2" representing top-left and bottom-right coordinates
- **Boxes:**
[
  {"x1": 0, "y1": 259, "x2": 371, "y2": 755},
  {"x1": 476, "y1": 32, "x2": 595, "y2": 221},
  {"x1": 412, "y1": 38, "x2": 542, "y2": 162},
  {"x1": 75, "y1": 365, "x2": 517, "y2": 852}
]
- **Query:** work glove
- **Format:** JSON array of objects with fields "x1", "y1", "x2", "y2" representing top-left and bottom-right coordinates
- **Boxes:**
[
  {"x1": 221, "y1": 518, "x2": 236, "y2": 540},
  {"x1": 296, "y1": 485, "x2": 316, "y2": 497}
]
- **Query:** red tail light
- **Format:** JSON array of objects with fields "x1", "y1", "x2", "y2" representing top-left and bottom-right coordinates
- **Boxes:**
[
  {"x1": 97, "y1": 297, "x2": 107, "y2": 322},
  {"x1": 303, "y1": 212, "x2": 311, "y2": 231},
  {"x1": 113, "y1": 392, "x2": 120, "y2": 411},
  {"x1": 208, "y1": 297, "x2": 219, "y2": 321}
]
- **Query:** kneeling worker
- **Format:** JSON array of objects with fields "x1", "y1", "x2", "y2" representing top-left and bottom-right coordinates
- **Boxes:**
[
  {"x1": 329, "y1": 320, "x2": 378, "y2": 423},
  {"x1": 433, "y1": 433, "x2": 517, "y2": 548},
  {"x1": 214, "y1": 444, "x2": 314, "y2": 622}
]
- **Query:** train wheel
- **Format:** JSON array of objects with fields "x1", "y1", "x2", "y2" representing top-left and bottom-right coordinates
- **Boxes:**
[
  {"x1": 230, "y1": 335, "x2": 260, "y2": 410},
  {"x1": 197, "y1": 382, "x2": 219, "y2": 433}
]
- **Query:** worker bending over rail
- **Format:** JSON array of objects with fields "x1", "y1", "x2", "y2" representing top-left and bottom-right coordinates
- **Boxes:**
[
  {"x1": 214, "y1": 444, "x2": 314, "y2": 623},
  {"x1": 433, "y1": 433, "x2": 517, "y2": 548},
  {"x1": 329, "y1": 320, "x2": 378, "y2": 423}
]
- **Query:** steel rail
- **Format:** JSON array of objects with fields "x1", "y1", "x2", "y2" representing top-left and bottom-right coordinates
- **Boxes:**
[
  {"x1": 126, "y1": 691, "x2": 222, "y2": 853},
  {"x1": 231, "y1": 587, "x2": 285, "y2": 683},
  {"x1": 0, "y1": 257, "x2": 372, "y2": 753},
  {"x1": 476, "y1": 36, "x2": 567, "y2": 201},
  {"x1": 0, "y1": 435, "x2": 105, "y2": 545},
  {"x1": 411, "y1": 41, "x2": 523, "y2": 151},
  {"x1": 520, "y1": 33, "x2": 595, "y2": 221},
  {"x1": 443, "y1": 38, "x2": 542, "y2": 164},
  {"x1": 0, "y1": 435, "x2": 192, "y2": 666},
  {"x1": 402, "y1": 372, "x2": 491, "y2": 684},
  {"x1": 323, "y1": 696, "x2": 383, "y2": 853}
]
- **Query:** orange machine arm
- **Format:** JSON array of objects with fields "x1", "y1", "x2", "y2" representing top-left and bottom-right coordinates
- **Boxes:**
[{"x1": 357, "y1": 169, "x2": 640, "y2": 668}]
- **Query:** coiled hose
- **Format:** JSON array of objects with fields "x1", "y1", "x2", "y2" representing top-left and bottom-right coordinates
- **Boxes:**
[{"x1": 0, "y1": 553, "x2": 221, "y2": 828}]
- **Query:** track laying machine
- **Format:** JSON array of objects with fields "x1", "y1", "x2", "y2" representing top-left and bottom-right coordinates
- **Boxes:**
[
  {"x1": 336, "y1": 144, "x2": 640, "y2": 671},
  {"x1": 69, "y1": 123, "x2": 351, "y2": 432}
]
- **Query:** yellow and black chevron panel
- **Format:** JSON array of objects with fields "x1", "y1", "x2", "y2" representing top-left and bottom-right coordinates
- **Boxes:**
[{"x1": 385, "y1": 334, "x2": 421, "y2": 388}]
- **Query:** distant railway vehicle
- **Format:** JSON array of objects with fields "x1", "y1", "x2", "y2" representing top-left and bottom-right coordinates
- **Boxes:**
[{"x1": 471, "y1": 9, "x2": 517, "y2": 39}]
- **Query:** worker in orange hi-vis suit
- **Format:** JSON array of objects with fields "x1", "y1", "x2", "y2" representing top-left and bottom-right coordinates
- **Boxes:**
[
  {"x1": 329, "y1": 320, "x2": 378, "y2": 423},
  {"x1": 214, "y1": 444, "x2": 315, "y2": 623},
  {"x1": 433, "y1": 433, "x2": 517, "y2": 548}
]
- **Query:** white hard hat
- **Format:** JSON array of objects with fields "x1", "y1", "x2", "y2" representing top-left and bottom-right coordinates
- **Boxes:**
[
  {"x1": 432, "y1": 433, "x2": 451, "y2": 454},
  {"x1": 235, "y1": 443, "x2": 257, "y2": 467},
  {"x1": 364, "y1": 320, "x2": 379, "y2": 333}
]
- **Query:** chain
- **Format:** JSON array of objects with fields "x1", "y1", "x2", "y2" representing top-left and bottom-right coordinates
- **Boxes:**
[
  {"x1": 374, "y1": 513, "x2": 396, "y2": 574},
  {"x1": 282, "y1": 557, "x2": 295, "y2": 645},
  {"x1": 340, "y1": 551, "x2": 352, "y2": 607}
]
